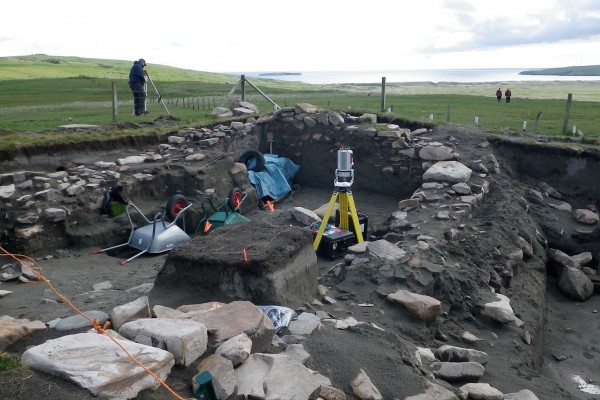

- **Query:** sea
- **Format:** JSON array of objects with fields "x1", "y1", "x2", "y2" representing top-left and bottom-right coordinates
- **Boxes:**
[{"x1": 227, "y1": 68, "x2": 600, "y2": 85}]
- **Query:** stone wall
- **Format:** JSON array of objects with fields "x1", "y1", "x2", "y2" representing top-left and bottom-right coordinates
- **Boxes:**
[{"x1": 253, "y1": 104, "x2": 432, "y2": 198}]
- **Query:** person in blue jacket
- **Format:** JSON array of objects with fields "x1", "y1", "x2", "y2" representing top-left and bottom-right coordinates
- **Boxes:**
[{"x1": 128, "y1": 59, "x2": 148, "y2": 116}]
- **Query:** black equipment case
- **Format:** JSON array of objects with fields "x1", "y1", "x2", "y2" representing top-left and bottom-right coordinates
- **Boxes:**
[
  {"x1": 317, "y1": 229, "x2": 356, "y2": 260},
  {"x1": 335, "y1": 210, "x2": 368, "y2": 238}
]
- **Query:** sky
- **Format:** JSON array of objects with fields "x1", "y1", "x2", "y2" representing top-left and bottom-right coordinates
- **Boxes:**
[{"x1": 2, "y1": 0, "x2": 600, "y2": 73}]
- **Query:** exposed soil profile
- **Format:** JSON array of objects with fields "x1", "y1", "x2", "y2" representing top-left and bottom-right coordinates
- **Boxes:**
[{"x1": 0, "y1": 118, "x2": 599, "y2": 400}]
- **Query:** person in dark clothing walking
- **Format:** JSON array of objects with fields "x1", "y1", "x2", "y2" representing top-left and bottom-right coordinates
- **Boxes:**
[
  {"x1": 128, "y1": 59, "x2": 148, "y2": 116},
  {"x1": 505, "y1": 88, "x2": 512, "y2": 103},
  {"x1": 496, "y1": 87, "x2": 502, "y2": 103}
]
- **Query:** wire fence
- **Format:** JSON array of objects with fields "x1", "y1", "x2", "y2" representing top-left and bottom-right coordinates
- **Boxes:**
[{"x1": 147, "y1": 95, "x2": 219, "y2": 110}]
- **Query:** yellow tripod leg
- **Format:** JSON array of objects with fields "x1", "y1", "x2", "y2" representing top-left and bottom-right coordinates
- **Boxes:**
[
  {"x1": 314, "y1": 192, "x2": 338, "y2": 251},
  {"x1": 338, "y1": 192, "x2": 349, "y2": 230},
  {"x1": 347, "y1": 192, "x2": 364, "y2": 242}
]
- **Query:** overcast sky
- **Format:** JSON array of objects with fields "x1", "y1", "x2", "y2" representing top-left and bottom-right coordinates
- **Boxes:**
[{"x1": 2, "y1": 0, "x2": 599, "y2": 73}]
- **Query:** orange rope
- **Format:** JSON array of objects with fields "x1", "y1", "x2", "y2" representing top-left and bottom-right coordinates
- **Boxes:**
[{"x1": 0, "y1": 246, "x2": 186, "y2": 400}]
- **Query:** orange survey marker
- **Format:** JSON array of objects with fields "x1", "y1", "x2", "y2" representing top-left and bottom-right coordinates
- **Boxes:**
[
  {"x1": 243, "y1": 248, "x2": 248, "y2": 261},
  {"x1": 204, "y1": 221, "x2": 212, "y2": 233},
  {"x1": 266, "y1": 200, "x2": 274, "y2": 213}
]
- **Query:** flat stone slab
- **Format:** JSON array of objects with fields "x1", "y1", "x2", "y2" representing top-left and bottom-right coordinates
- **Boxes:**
[
  {"x1": 0, "y1": 316, "x2": 46, "y2": 350},
  {"x1": 57, "y1": 124, "x2": 99, "y2": 130},
  {"x1": 235, "y1": 353, "x2": 330, "y2": 399},
  {"x1": 21, "y1": 332, "x2": 174, "y2": 398}
]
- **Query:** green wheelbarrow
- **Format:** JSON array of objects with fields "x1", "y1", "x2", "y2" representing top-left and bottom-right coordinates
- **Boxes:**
[
  {"x1": 152, "y1": 187, "x2": 250, "y2": 236},
  {"x1": 179, "y1": 187, "x2": 250, "y2": 235}
]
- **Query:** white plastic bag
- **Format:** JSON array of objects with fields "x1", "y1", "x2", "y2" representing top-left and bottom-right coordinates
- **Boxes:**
[{"x1": 258, "y1": 305, "x2": 296, "y2": 333}]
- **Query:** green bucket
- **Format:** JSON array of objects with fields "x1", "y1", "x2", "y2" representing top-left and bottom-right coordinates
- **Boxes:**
[{"x1": 193, "y1": 371, "x2": 217, "y2": 400}]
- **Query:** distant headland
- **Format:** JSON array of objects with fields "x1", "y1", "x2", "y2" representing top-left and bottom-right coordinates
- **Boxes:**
[{"x1": 520, "y1": 65, "x2": 600, "y2": 76}]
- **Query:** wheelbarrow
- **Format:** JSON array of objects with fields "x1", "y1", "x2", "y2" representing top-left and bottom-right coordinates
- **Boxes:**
[
  {"x1": 192, "y1": 187, "x2": 251, "y2": 235},
  {"x1": 93, "y1": 194, "x2": 194, "y2": 264},
  {"x1": 93, "y1": 188, "x2": 250, "y2": 264}
]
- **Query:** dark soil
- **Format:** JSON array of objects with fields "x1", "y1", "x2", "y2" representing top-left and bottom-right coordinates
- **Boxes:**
[{"x1": 1, "y1": 124, "x2": 599, "y2": 400}]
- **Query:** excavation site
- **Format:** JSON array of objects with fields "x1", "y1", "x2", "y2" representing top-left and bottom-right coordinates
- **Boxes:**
[{"x1": 0, "y1": 103, "x2": 599, "y2": 400}]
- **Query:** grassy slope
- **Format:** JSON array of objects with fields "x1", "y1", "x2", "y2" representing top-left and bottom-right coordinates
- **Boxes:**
[
  {"x1": 520, "y1": 65, "x2": 600, "y2": 76},
  {"x1": 1, "y1": 55, "x2": 599, "y2": 148}
]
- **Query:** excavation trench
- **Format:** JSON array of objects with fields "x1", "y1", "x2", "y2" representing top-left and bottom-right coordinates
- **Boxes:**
[{"x1": 0, "y1": 116, "x2": 599, "y2": 399}]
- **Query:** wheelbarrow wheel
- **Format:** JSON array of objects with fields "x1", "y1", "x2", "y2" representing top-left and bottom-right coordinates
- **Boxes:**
[
  {"x1": 238, "y1": 149, "x2": 265, "y2": 172},
  {"x1": 228, "y1": 187, "x2": 243, "y2": 210},
  {"x1": 165, "y1": 194, "x2": 189, "y2": 221}
]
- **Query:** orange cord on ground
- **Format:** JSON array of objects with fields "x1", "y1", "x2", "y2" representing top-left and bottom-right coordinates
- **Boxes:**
[{"x1": 0, "y1": 246, "x2": 187, "y2": 400}]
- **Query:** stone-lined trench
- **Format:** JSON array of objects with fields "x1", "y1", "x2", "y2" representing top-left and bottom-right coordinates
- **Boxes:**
[{"x1": 1, "y1": 107, "x2": 599, "y2": 398}]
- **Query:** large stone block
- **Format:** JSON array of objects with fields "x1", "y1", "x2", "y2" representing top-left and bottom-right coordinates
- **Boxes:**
[
  {"x1": 118, "y1": 318, "x2": 208, "y2": 366},
  {"x1": 188, "y1": 301, "x2": 275, "y2": 352}
]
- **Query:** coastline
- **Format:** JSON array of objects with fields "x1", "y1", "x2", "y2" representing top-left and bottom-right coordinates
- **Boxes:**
[{"x1": 235, "y1": 68, "x2": 600, "y2": 85}]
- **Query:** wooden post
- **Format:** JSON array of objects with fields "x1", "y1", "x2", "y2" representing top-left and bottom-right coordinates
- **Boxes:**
[
  {"x1": 446, "y1": 105, "x2": 451, "y2": 122},
  {"x1": 380, "y1": 77, "x2": 386, "y2": 112},
  {"x1": 562, "y1": 93, "x2": 573, "y2": 134},
  {"x1": 241, "y1": 75, "x2": 246, "y2": 101},
  {"x1": 111, "y1": 81, "x2": 118, "y2": 122},
  {"x1": 534, "y1": 111, "x2": 542, "y2": 130}
]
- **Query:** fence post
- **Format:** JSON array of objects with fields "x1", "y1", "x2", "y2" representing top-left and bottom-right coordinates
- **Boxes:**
[
  {"x1": 562, "y1": 93, "x2": 572, "y2": 134},
  {"x1": 111, "y1": 81, "x2": 118, "y2": 122},
  {"x1": 534, "y1": 111, "x2": 542, "y2": 130},
  {"x1": 380, "y1": 77, "x2": 386, "y2": 112},
  {"x1": 241, "y1": 75, "x2": 246, "y2": 101},
  {"x1": 446, "y1": 105, "x2": 451, "y2": 122}
]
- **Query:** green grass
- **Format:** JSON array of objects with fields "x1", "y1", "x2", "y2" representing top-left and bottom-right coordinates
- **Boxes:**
[
  {"x1": 520, "y1": 65, "x2": 600, "y2": 76},
  {"x1": 0, "y1": 352, "x2": 21, "y2": 373},
  {"x1": 1, "y1": 55, "x2": 600, "y2": 150}
]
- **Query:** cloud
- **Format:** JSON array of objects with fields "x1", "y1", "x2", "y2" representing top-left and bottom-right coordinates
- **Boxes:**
[
  {"x1": 424, "y1": 1, "x2": 600, "y2": 52},
  {"x1": 1, "y1": 0, "x2": 600, "y2": 72}
]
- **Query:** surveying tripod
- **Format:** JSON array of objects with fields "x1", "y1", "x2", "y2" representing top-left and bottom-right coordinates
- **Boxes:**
[{"x1": 313, "y1": 148, "x2": 364, "y2": 251}]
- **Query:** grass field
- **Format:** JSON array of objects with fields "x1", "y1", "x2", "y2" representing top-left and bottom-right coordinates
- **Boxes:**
[{"x1": 1, "y1": 55, "x2": 599, "y2": 150}]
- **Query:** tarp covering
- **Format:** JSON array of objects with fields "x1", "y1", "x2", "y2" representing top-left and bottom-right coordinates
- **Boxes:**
[{"x1": 248, "y1": 154, "x2": 299, "y2": 201}]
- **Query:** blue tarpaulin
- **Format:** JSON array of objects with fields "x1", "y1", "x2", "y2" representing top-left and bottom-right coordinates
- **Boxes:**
[{"x1": 248, "y1": 154, "x2": 299, "y2": 201}]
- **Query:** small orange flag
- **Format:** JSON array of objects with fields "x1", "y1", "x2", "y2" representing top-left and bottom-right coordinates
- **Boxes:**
[
  {"x1": 266, "y1": 201, "x2": 274, "y2": 213},
  {"x1": 243, "y1": 248, "x2": 248, "y2": 262},
  {"x1": 204, "y1": 221, "x2": 212, "y2": 233}
]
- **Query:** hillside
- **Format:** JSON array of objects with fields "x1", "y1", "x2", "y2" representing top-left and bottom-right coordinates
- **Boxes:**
[
  {"x1": 0, "y1": 54, "x2": 243, "y2": 83},
  {"x1": 1, "y1": 55, "x2": 600, "y2": 138},
  {"x1": 520, "y1": 65, "x2": 600, "y2": 76}
]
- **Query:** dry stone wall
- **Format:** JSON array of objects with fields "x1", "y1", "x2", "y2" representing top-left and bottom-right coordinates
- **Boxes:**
[{"x1": 254, "y1": 104, "x2": 434, "y2": 197}]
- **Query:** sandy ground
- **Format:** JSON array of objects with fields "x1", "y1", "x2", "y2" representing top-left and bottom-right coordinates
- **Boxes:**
[
  {"x1": 1, "y1": 126, "x2": 599, "y2": 400},
  {"x1": 0, "y1": 187, "x2": 402, "y2": 399}
]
